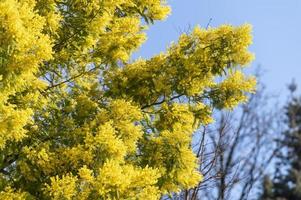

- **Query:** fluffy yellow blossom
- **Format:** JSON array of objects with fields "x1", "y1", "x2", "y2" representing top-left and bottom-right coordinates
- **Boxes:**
[
  {"x1": 45, "y1": 174, "x2": 78, "y2": 200},
  {"x1": 211, "y1": 71, "x2": 256, "y2": 109},
  {"x1": 84, "y1": 122, "x2": 127, "y2": 161},
  {"x1": 95, "y1": 159, "x2": 161, "y2": 199},
  {"x1": 78, "y1": 165, "x2": 94, "y2": 182},
  {"x1": 0, "y1": 0, "x2": 52, "y2": 148},
  {"x1": 0, "y1": 187, "x2": 28, "y2": 200},
  {"x1": 0, "y1": 0, "x2": 255, "y2": 199}
]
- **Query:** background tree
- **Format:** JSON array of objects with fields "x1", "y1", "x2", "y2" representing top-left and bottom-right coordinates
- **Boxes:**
[
  {"x1": 169, "y1": 78, "x2": 280, "y2": 200},
  {"x1": 260, "y1": 82, "x2": 301, "y2": 200},
  {"x1": 0, "y1": 0, "x2": 255, "y2": 199}
]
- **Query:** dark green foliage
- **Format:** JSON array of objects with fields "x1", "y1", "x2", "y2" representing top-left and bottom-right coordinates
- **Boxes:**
[{"x1": 260, "y1": 90, "x2": 301, "y2": 200}]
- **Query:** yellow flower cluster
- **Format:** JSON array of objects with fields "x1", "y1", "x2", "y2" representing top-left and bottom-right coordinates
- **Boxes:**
[
  {"x1": 0, "y1": 187, "x2": 28, "y2": 200},
  {"x1": 45, "y1": 174, "x2": 78, "y2": 200},
  {"x1": 140, "y1": 103, "x2": 203, "y2": 192},
  {"x1": 211, "y1": 71, "x2": 256, "y2": 109},
  {"x1": 95, "y1": 160, "x2": 160, "y2": 199},
  {"x1": 106, "y1": 25, "x2": 255, "y2": 107},
  {"x1": 45, "y1": 160, "x2": 161, "y2": 200},
  {"x1": 0, "y1": 0, "x2": 255, "y2": 199},
  {"x1": 0, "y1": 0, "x2": 52, "y2": 148}
]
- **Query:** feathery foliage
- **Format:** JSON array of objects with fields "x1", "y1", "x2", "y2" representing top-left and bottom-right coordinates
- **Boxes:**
[{"x1": 0, "y1": 0, "x2": 255, "y2": 199}]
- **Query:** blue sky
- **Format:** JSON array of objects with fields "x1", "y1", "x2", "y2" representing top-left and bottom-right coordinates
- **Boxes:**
[{"x1": 134, "y1": 0, "x2": 301, "y2": 100}]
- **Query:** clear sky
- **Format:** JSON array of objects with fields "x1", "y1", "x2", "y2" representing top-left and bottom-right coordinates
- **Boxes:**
[{"x1": 134, "y1": 0, "x2": 301, "y2": 100}]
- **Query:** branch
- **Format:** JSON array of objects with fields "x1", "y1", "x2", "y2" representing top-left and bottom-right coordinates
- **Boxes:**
[
  {"x1": 44, "y1": 66, "x2": 99, "y2": 92},
  {"x1": 141, "y1": 94, "x2": 184, "y2": 109}
]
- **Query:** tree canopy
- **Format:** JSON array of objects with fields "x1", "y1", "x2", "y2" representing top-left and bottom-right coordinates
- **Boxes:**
[
  {"x1": 0, "y1": 0, "x2": 255, "y2": 199},
  {"x1": 260, "y1": 93, "x2": 301, "y2": 200}
]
